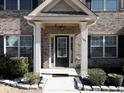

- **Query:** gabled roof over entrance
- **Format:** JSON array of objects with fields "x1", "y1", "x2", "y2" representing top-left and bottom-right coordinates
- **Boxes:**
[{"x1": 25, "y1": 0, "x2": 97, "y2": 24}]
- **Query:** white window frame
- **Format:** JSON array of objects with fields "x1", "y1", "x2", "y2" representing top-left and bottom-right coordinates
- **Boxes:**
[
  {"x1": 18, "y1": 0, "x2": 20, "y2": 10},
  {"x1": 91, "y1": 0, "x2": 118, "y2": 11},
  {"x1": 91, "y1": 35, "x2": 118, "y2": 58},
  {"x1": 4, "y1": 35, "x2": 32, "y2": 57},
  {"x1": 4, "y1": 0, "x2": 6, "y2": 10},
  {"x1": 121, "y1": 0, "x2": 124, "y2": 9},
  {"x1": 4, "y1": 0, "x2": 33, "y2": 10},
  {"x1": 4, "y1": 35, "x2": 19, "y2": 57},
  {"x1": 91, "y1": 36, "x2": 103, "y2": 58}
]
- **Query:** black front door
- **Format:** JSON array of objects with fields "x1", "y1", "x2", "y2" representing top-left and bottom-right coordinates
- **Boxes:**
[{"x1": 55, "y1": 36, "x2": 69, "y2": 67}]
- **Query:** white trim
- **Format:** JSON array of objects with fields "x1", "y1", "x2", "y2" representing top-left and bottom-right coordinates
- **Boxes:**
[
  {"x1": 4, "y1": 0, "x2": 6, "y2": 10},
  {"x1": 54, "y1": 36, "x2": 56, "y2": 68},
  {"x1": 49, "y1": 35, "x2": 56, "y2": 68},
  {"x1": 44, "y1": 0, "x2": 81, "y2": 12},
  {"x1": 27, "y1": 0, "x2": 97, "y2": 22},
  {"x1": 49, "y1": 36, "x2": 52, "y2": 68},
  {"x1": 28, "y1": 0, "x2": 54, "y2": 16},
  {"x1": 80, "y1": 22, "x2": 88, "y2": 77},
  {"x1": 103, "y1": 36, "x2": 105, "y2": 57},
  {"x1": 64, "y1": 0, "x2": 81, "y2": 11},
  {"x1": 49, "y1": 34, "x2": 75, "y2": 68},
  {"x1": 104, "y1": 0, "x2": 106, "y2": 11},
  {"x1": 121, "y1": 0, "x2": 124, "y2": 9},
  {"x1": 24, "y1": 16, "x2": 95, "y2": 23},
  {"x1": 33, "y1": 22, "x2": 42, "y2": 73},
  {"x1": 4, "y1": 36, "x2": 6, "y2": 56},
  {"x1": 18, "y1": 0, "x2": 20, "y2": 10},
  {"x1": 43, "y1": 0, "x2": 61, "y2": 12},
  {"x1": 18, "y1": 35, "x2": 20, "y2": 57},
  {"x1": 116, "y1": 35, "x2": 119, "y2": 58},
  {"x1": 90, "y1": 35, "x2": 118, "y2": 58},
  {"x1": 49, "y1": 36, "x2": 55, "y2": 68}
]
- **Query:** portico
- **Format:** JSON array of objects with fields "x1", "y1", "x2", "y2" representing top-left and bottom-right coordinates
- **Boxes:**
[{"x1": 24, "y1": 0, "x2": 97, "y2": 77}]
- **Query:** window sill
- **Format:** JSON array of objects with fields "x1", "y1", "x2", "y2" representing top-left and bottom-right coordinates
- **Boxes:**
[
  {"x1": 91, "y1": 7, "x2": 119, "y2": 12},
  {"x1": 92, "y1": 11, "x2": 119, "y2": 13},
  {"x1": 120, "y1": 9, "x2": 124, "y2": 11},
  {"x1": 0, "y1": 10, "x2": 32, "y2": 12},
  {"x1": 90, "y1": 57, "x2": 118, "y2": 59}
]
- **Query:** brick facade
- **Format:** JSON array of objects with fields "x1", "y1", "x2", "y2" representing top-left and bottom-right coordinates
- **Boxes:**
[
  {"x1": 89, "y1": 58, "x2": 124, "y2": 68},
  {"x1": 0, "y1": 0, "x2": 124, "y2": 69},
  {"x1": 89, "y1": 12, "x2": 124, "y2": 35},
  {"x1": 0, "y1": 11, "x2": 33, "y2": 35}
]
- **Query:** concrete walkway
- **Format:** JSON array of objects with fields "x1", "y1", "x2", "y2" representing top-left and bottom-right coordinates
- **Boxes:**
[{"x1": 43, "y1": 77, "x2": 79, "y2": 93}]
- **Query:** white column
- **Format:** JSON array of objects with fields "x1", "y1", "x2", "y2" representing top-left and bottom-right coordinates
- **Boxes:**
[
  {"x1": 80, "y1": 22, "x2": 88, "y2": 77},
  {"x1": 33, "y1": 22, "x2": 43, "y2": 74},
  {"x1": 80, "y1": 0, "x2": 86, "y2": 4}
]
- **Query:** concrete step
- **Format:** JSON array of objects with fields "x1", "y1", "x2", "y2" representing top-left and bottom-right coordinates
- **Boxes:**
[
  {"x1": 43, "y1": 90, "x2": 80, "y2": 93},
  {"x1": 41, "y1": 68, "x2": 77, "y2": 76}
]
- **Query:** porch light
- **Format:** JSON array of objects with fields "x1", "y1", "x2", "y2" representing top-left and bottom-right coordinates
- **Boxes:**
[{"x1": 55, "y1": 24, "x2": 65, "y2": 32}]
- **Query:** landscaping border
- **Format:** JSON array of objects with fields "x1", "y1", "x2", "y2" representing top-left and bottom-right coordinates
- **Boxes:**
[{"x1": 0, "y1": 79, "x2": 45, "y2": 90}]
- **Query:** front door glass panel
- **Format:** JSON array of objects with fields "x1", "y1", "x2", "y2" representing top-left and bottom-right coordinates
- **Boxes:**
[{"x1": 57, "y1": 37, "x2": 67, "y2": 58}]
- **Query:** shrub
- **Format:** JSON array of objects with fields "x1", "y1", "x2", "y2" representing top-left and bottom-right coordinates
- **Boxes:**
[
  {"x1": 8, "y1": 57, "x2": 29, "y2": 78},
  {"x1": 107, "y1": 73, "x2": 123, "y2": 86},
  {"x1": 88, "y1": 68, "x2": 107, "y2": 85},
  {"x1": 24, "y1": 72, "x2": 40, "y2": 84},
  {"x1": 122, "y1": 66, "x2": 124, "y2": 73},
  {"x1": 0, "y1": 57, "x2": 29, "y2": 79},
  {"x1": 0, "y1": 57, "x2": 9, "y2": 76},
  {"x1": 28, "y1": 57, "x2": 33, "y2": 72}
]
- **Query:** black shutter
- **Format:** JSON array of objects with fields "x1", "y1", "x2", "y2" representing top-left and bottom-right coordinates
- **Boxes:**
[
  {"x1": 0, "y1": 0, "x2": 4, "y2": 10},
  {"x1": 118, "y1": 35, "x2": 124, "y2": 58},
  {"x1": 32, "y1": 35, "x2": 33, "y2": 59},
  {"x1": 0, "y1": 36, "x2": 4, "y2": 57},
  {"x1": 86, "y1": 0, "x2": 91, "y2": 9},
  {"x1": 32, "y1": 0, "x2": 38, "y2": 9},
  {"x1": 88, "y1": 36, "x2": 91, "y2": 58}
]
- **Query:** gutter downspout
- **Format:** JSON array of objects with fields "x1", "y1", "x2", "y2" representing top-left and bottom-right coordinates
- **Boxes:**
[{"x1": 27, "y1": 20, "x2": 38, "y2": 74}]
